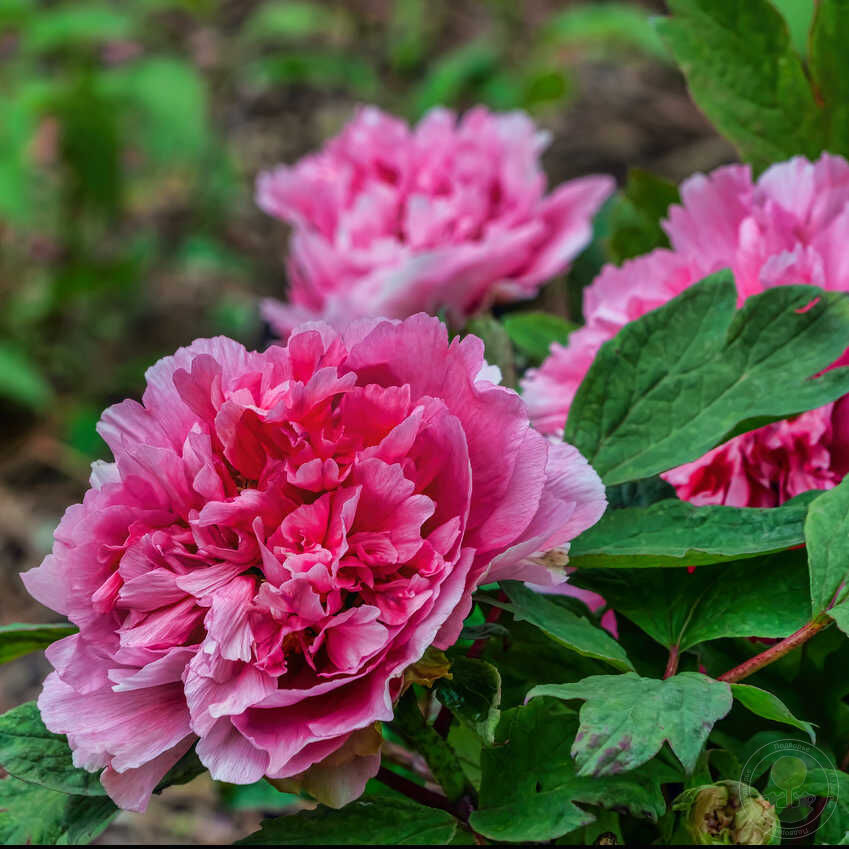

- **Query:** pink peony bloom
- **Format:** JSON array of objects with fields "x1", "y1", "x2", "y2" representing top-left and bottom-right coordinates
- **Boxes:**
[
  {"x1": 22, "y1": 315, "x2": 606, "y2": 811},
  {"x1": 257, "y1": 106, "x2": 614, "y2": 335},
  {"x1": 522, "y1": 154, "x2": 849, "y2": 507}
]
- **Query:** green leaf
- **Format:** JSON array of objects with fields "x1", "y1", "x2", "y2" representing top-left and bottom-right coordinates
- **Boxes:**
[
  {"x1": 0, "y1": 776, "x2": 116, "y2": 845},
  {"x1": 156, "y1": 746, "x2": 206, "y2": 792},
  {"x1": 564, "y1": 273, "x2": 849, "y2": 485},
  {"x1": 569, "y1": 493, "x2": 817, "y2": 569},
  {"x1": 608, "y1": 168, "x2": 679, "y2": 264},
  {"x1": 604, "y1": 476, "x2": 677, "y2": 510},
  {"x1": 218, "y1": 778, "x2": 298, "y2": 811},
  {"x1": 0, "y1": 345, "x2": 52, "y2": 410},
  {"x1": 0, "y1": 622, "x2": 76, "y2": 665},
  {"x1": 105, "y1": 58, "x2": 210, "y2": 165},
  {"x1": 809, "y1": 0, "x2": 849, "y2": 156},
  {"x1": 458, "y1": 622, "x2": 509, "y2": 642},
  {"x1": 501, "y1": 312, "x2": 577, "y2": 364},
  {"x1": 469, "y1": 698, "x2": 673, "y2": 842},
  {"x1": 571, "y1": 550, "x2": 811, "y2": 652},
  {"x1": 434, "y1": 657, "x2": 501, "y2": 744},
  {"x1": 411, "y1": 41, "x2": 498, "y2": 117},
  {"x1": 392, "y1": 689, "x2": 468, "y2": 802},
  {"x1": 464, "y1": 315, "x2": 516, "y2": 388},
  {"x1": 240, "y1": 1, "x2": 344, "y2": 43},
  {"x1": 0, "y1": 702, "x2": 106, "y2": 796},
  {"x1": 529, "y1": 672, "x2": 733, "y2": 775},
  {"x1": 500, "y1": 582, "x2": 633, "y2": 672},
  {"x1": 730, "y1": 683, "x2": 816, "y2": 742},
  {"x1": 243, "y1": 52, "x2": 378, "y2": 98},
  {"x1": 21, "y1": 3, "x2": 134, "y2": 53},
  {"x1": 807, "y1": 476, "x2": 849, "y2": 622},
  {"x1": 765, "y1": 767, "x2": 849, "y2": 844},
  {"x1": 0, "y1": 94, "x2": 37, "y2": 225},
  {"x1": 237, "y1": 797, "x2": 459, "y2": 845},
  {"x1": 656, "y1": 0, "x2": 825, "y2": 172},
  {"x1": 545, "y1": 3, "x2": 668, "y2": 59},
  {"x1": 772, "y1": 0, "x2": 817, "y2": 55}
]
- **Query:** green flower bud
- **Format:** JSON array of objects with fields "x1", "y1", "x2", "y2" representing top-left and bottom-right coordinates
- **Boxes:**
[{"x1": 673, "y1": 780, "x2": 779, "y2": 845}]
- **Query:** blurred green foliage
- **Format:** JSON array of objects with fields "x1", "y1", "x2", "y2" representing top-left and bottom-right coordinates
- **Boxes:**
[{"x1": 0, "y1": 0, "x2": 666, "y2": 460}]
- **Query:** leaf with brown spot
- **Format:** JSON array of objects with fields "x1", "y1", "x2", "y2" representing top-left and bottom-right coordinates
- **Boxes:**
[{"x1": 529, "y1": 672, "x2": 732, "y2": 776}]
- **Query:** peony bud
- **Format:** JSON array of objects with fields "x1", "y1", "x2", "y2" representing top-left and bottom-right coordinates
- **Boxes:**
[{"x1": 674, "y1": 780, "x2": 779, "y2": 845}]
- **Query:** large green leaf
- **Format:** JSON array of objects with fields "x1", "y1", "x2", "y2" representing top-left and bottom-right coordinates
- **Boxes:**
[
  {"x1": 0, "y1": 702, "x2": 105, "y2": 796},
  {"x1": 0, "y1": 776, "x2": 116, "y2": 845},
  {"x1": 564, "y1": 273, "x2": 849, "y2": 485},
  {"x1": 569, "y1": 493, "x2": 816, "y2": 569},
  {"x1": 237, "y1": 797, "x2": 460, "y2": 845},
  {"x1": 529, "y1": 673, "x2": 732, "y2": 776},
  {"x1": 434, "y1": 657, "x2": 501, "y2": 744},
  {"x1": 656, "y1": 0, "x2": 825, "y2": 171},
  {"x1": 499, "y1": 582, "x2": 633, "y2": 671},
  {"x1": 806, "y1": 476, "x2": 849, "y2": 621},
  {"x1": 0, "y1": 622, "x2": 76, "y2": 665},
  {"x1": 730, "y1": 683, "x2": 816, "y2": 742},
  {"x1": 571, "y1": 550, "x2": 810, "y2": 652},
  {"x1": 469, "y1": 698, "x2": 674, "y2": 842}
]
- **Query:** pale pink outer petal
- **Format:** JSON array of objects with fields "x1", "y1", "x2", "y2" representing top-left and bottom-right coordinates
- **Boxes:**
[
  {"x1": 38, "y1": 672, "x2": 191, "y2": 776},
  {"x1": 100, "y1": 735, "x2": 195, "y2": 813},
  {"x1": 195, "y1": 718, "x2": 269, "y2": 784}
]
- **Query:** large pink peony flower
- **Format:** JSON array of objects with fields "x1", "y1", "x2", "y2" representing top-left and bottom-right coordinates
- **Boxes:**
[
  {"x1": 522, "y1": 153, "x2": 849, "y2": 507},
  {"x1": 257, "y1": 106, "x2": 614, "y2": 334},
  {"x1": 22, "y1": 315, "x2": 606, "y2": 812}
]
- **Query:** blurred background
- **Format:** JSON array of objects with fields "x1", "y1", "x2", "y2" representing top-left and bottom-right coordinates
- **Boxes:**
[{"x1": 0, "y1": 0, "x2": 783, "y2": 841}]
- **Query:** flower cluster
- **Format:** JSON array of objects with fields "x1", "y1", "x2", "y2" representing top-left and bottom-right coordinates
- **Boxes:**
[
  {"x1": 258, "y1": 106, "x2": 613, "y2": 334},
  {"x1": 22, "y1": 315, "x2": 605, "y2": 811},
  {"x1": 523, "y1": 154, "x2": 849, "y2": 506}
]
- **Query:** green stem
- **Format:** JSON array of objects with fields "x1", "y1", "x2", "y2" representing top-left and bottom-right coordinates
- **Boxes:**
[{"x1": 392, "y1": 688, "x2": 471, "y2": 803}]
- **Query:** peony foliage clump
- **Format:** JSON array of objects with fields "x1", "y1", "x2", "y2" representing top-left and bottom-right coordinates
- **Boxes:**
[{"x1": 6, "y1": 1, "x2": 849, "y2": 846}]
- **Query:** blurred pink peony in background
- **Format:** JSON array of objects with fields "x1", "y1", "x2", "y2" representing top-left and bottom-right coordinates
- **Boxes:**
[
  {"x1": 257, "y1": 106, "x2": 613, "y2": 334},
  {"x1": 22, "y1": 314, "x2": 605, "y2": 812},
  {"x1": 522, "y1": 154, "x2": 849, "y2": 507}
]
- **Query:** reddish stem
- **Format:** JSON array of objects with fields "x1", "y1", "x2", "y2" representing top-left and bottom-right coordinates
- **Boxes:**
[
  {"x1": 376, "y1": 766, "x2": 454, "y2": 814},
  {"x1": 718, "y1": 618, "x2": 831, "y2": 683},
  {"x1": 663, "y1": 645, "x2": 680, "y2": 679}
]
